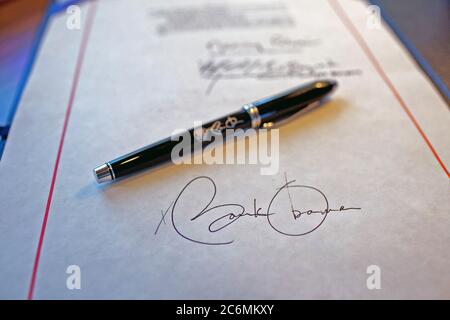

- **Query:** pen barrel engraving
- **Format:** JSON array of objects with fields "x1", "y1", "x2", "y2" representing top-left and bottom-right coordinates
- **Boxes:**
[{"x1": 107, "y1": 109, "x2": 251, "y2": 179}]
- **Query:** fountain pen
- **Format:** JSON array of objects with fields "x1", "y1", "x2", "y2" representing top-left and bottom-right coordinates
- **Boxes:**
[{"x1": 93, "y1": 80, "x2": 337, "y2": 183}]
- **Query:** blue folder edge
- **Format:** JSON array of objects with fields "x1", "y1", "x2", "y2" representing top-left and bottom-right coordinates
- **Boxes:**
[
  {"x1": 0, "y1": 0, "x2": 448, "y2": 159},
  {"x1": 0, "y1": 1, "x2": 80, "y2": 157}
]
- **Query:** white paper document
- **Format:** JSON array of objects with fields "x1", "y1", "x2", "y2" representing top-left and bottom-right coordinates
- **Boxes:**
[{"x1": 0, "y1": 0, "x2": 449, "y2": 299}]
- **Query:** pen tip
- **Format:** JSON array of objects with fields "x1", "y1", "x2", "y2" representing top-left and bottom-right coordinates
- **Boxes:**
[
  {"x1": 329, "y1": 79, "x2": 338, "y2": 88},
  {"x1": 317, "y1": 79, "x2": 337, "y2": 89},
  {"x1": 313, "y1": 79, "x2": 338, "y2": 95},
  {"x1": 329, "y1": 80, "x2": 338, "y2": 92}
]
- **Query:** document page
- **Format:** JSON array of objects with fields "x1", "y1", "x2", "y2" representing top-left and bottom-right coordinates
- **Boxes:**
[{"x1": 0, "y1": 0, "x2": 449, "y2": 299}]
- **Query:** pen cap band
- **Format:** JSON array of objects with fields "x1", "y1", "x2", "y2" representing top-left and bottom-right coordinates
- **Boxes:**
[
  {"x1": 243, "y1": 103, "x2": 261, "y2": 129},
  {"x1": 252, "y1": 80, "x2": 337, "y2": 125}
]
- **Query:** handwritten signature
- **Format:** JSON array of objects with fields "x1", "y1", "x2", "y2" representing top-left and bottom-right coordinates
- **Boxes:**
[
  {"x1": 205, "y1": 35, "x2": 321, "y2": 56},
  {"x1": 198, "y1": 58, "x2": 362, "y2": 94},
  {"x1": 155, "y1": 174, "x2": 361, "y2": 245}
]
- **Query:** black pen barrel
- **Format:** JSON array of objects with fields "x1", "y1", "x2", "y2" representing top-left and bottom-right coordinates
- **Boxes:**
[
  {"x1": 94, "y1": 108, "x2": 251, "y2": 182},
  {"x1": 253, "y1": 80, "x2": 337, "y2": 124}
]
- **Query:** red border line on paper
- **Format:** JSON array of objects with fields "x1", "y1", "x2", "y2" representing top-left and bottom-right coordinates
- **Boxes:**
[
  {"x1": 27, "y1": 1, "x2": 98, "y2": 300},
  {"x1": 328, "y1": 0, "x2": 449, "y2": 179}
]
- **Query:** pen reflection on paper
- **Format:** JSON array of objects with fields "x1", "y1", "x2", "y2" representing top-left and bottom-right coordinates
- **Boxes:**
[{"x1": 155, "y1": 174, "x2": 361, "y2": 245}]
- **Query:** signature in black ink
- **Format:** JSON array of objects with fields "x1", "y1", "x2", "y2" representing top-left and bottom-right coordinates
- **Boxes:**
[
  {"x1": 155, "y1": 174, "x2": 361, "y2": 245},
  {"x1": 206, "y1": 35, "x2": 320, "y2": 56},
  {"x1": 198, "y1": 58, "x2": 362, "y2": 94}
]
